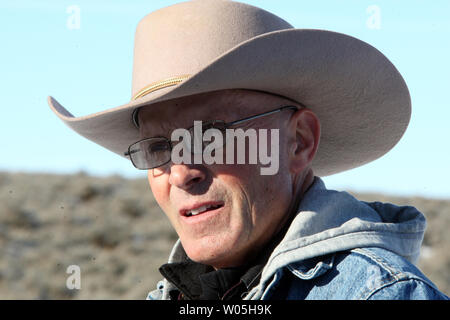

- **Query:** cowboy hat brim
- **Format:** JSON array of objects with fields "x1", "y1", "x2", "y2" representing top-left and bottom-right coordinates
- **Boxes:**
[{"x1": 48, "y1": 28, "x2": 410, "y2": 177}]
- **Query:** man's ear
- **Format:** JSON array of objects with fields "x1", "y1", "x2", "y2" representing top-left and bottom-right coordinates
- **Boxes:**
[{"x1": 288, "y1": 108, "x2": 321, "y2": 174}]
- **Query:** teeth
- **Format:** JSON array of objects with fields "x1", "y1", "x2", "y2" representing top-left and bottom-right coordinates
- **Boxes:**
[
  {"x1": 186, "y1": 204, "x2": 221, "y2": 217},
  {"x1": 189, "y1": 205, "x2": 209, "y2": 216}
]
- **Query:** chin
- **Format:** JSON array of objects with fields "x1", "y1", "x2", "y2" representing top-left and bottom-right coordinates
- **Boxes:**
[{"x1": 181, "y1": 235, "x2": 242, "y2": 267}]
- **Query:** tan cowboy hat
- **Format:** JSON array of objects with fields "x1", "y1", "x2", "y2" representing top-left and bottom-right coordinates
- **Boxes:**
[{"x1": 48, "y1": 0, "x2": 411, "y2": 177}]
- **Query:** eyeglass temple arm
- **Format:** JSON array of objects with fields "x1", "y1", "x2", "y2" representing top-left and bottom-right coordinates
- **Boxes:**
[
  {"x1": 124, "y1": 149, "x2": 140, "y2": 156},
  {"x1": 228, "y1": 105, "x2": 299, "y2": 127}
]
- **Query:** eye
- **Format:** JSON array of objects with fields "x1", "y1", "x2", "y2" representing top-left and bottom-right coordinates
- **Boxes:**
[{"x1": 148, "y1": 142, "x2": 170, "y2": 153}]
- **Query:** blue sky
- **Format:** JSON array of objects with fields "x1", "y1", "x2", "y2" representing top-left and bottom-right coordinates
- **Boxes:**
[{"x1": 1, "y1": 0, "x2": 449, "y2": 198}]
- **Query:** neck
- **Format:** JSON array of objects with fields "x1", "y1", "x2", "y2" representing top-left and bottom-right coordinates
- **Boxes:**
[
  {"x1": 286, "y1": 168, "x2": 314, "y2": 221},
  {"x1": 267, "y1": 168, "x2": 315, "y2": 248}
]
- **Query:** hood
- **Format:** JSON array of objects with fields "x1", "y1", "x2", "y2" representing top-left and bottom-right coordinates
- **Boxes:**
[
  {"x1": 250, "y1": 177, "x2": 426, "y2": 299},
  {"x1": 160, "y1": 177, "x2": 426, "y2": 300}
]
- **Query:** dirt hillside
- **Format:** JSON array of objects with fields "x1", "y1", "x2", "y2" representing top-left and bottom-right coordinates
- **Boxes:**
[{"x1": 0, "y1": 171, "x2": 448, "y2": 299}]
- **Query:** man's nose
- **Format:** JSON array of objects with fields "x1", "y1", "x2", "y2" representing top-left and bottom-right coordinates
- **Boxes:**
[{"x1": 168, "y1": 164, "x2": 206, "y2": 190}]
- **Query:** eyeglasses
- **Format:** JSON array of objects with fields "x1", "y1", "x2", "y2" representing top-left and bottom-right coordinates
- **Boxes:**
[{"x1": 124, "y1": 105, "x2": 298, "y2": 170}]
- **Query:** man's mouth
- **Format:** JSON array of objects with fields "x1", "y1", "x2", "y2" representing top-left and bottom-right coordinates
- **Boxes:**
[{"x1": 181, "y1": 202, "x2": 224, "y2": 217}]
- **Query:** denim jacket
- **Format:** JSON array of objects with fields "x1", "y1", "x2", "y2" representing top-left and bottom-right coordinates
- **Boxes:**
[{"x1": 147, "y1": 177, "x2": 449, "y2": 300}]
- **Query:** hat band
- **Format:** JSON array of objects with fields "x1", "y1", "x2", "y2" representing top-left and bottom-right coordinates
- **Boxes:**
[{"x1": 132, "y1": 75, "x2": 191, "y2": 100}]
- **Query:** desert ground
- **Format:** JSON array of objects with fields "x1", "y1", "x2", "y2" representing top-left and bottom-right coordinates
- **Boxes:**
[{"x1": 0, "y1": 171, "x2": 448, "y2": 299}]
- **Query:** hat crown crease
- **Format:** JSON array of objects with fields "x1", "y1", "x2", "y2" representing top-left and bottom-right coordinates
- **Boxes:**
[{"x1": 131, "y1": 0, "x2": 293, "y2": 99}]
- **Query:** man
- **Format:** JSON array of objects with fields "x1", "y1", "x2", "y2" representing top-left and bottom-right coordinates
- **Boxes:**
[{"x1": 48, "y1": 0, "x2": 448, "y2": 300}]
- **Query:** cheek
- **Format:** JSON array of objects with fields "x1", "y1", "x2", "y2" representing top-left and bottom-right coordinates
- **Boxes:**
[
  {"x1": 216, "y1": 165, "x2": 272, "y2": 221},
  {"x1": 221, "y1": 162, "x2": 291, "y2": 216},
  {"x1": 147, "y1": 170, "x2": 171, "y2": 210}
]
